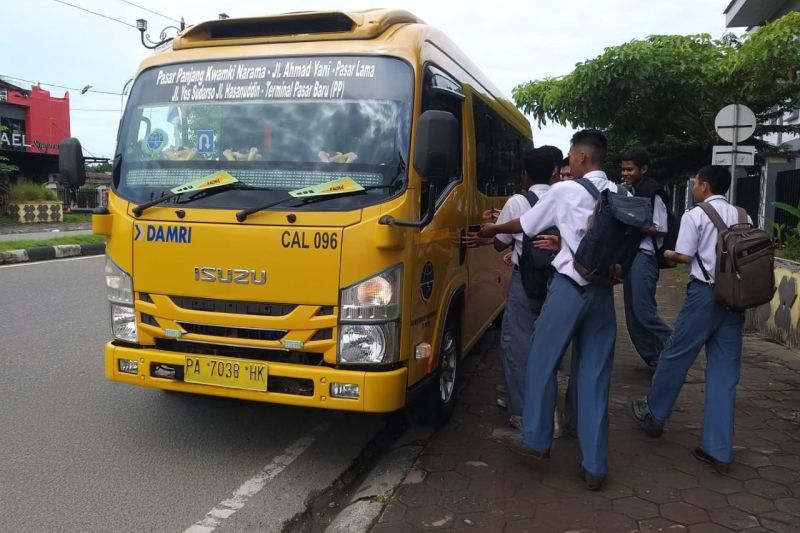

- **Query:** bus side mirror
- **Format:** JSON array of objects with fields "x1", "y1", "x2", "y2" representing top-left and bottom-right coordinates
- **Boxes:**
[
  {"x1": 59, "y1": 138, "x2": 86, "y2": 189},
  {"x1": 378, "y1": 110, "x2": 458, "y2": 228},
  {"x1": 413, "y1": 110, "x2": 458, "y2": 190}
]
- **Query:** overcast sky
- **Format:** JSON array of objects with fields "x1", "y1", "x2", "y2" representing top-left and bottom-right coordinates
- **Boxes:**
[{"x1": 1, "y1": 0, "x2": 731, "y2": 160}]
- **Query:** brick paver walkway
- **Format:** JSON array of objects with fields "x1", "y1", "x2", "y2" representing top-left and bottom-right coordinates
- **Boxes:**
[{"x1": 372, "y1": 271, "x2": 800, "y2": 532}]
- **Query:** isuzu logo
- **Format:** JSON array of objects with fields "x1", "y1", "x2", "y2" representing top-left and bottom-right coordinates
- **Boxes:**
[{"x1": 194, "y1": 267, "x2": 267, "y2": 285}]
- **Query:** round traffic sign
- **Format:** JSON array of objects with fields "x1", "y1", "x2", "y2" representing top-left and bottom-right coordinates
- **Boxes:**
[{"x1": 714, "y1": 104, "x2": 757, "y2": 143}]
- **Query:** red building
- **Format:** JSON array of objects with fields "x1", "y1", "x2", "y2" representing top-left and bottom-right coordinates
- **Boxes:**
[{"x1": 0, "y1": 78, "x2": 71, "y2": 179}]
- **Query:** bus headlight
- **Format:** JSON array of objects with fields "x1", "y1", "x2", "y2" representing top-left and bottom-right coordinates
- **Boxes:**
[
  {"x1": 105, "y1": 256, "x2": 137, "y2": 343},
  {"x1": 105, "y1": 256, "x2": 133, "y2": 305},
  {"x1": 340, "y1": 265, "x2": 402, "y2": 321},
  {"x1": 338, "y1": 323, "x2": 398, "y2": 364},
  {"x1": 111, "y1": 304, "x2": 138, "y2": 343}
]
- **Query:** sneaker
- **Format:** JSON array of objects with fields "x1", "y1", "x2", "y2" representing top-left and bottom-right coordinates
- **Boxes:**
[
  {"x1": 496, "y1": 397, "x2": 507, "y2": 409},
  {"x1": 495, "y1": 383, "x2": 507, "y2": 394},
  {"x1": 577, "y1": 464, "x2": 605, "y2": 491},
  {"x1": 631, "y1": 398, "x2": 664, "y2": 437},
  {"x1": 692, "y1": 447, "x2": 731, "y2": 474},
  {"x1": 495, "y1": 431, "x2": 550, "y2": 460},
  {"x1": 509, "y1": 415, "x2": 522, "y2": 431}
]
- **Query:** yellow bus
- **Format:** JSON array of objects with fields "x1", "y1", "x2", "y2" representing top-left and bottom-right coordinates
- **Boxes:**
[{"x1": 60, "y1": 9, "x2": 532, "y2": 424}]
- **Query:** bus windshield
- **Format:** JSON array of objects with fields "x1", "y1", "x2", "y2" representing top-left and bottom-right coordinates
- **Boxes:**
[{"x1": 117, "y1": 55, "x2": 413, "y2": 211}]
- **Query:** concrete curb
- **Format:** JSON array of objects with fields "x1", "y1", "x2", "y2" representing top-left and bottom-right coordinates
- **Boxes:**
[
  {"x1": 324, "y1": 425, "x2": 434, "y2": 533},
  {"x1": 0, "y1": 243, "x2": 106, "y2": 265}
]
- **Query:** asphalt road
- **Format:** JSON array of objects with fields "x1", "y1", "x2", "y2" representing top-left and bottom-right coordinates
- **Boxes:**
[{"x1": 0, "y1": 256, "x2": 386, "y2": 533}]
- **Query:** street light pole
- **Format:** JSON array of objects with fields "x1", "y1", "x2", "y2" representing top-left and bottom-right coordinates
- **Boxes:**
[{"x1": 135, "y1": 17, "x2": 185, "y2": 50}]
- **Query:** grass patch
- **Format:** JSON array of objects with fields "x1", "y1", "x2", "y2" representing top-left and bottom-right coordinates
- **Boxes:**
[
  {"x1": 0, "y1": 234, "x2": 105, "y2": 253},
  {"x1": 63, "y1": 213, "x2": 93, "y2": 223}
]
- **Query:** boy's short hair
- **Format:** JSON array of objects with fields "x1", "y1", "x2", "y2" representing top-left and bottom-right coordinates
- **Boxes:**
[
  {"x1": 561, "y1": 156, "x2": 570, "y2": 167},
  {"x1": 570, "y1": 129, "x2": 607, "y2": 163},
  {"x1": 538, "y1": 145, "x2": 564, "y2": 169},
  {"x1": 620, "y1": 147, "x2": 650, "y2": 168},
  {"x1": 696, "y1": 165, "x2": 732, "y2": 195},
  {"x1": 521, "y1": 148, "x2": 555, "y2": 185}
]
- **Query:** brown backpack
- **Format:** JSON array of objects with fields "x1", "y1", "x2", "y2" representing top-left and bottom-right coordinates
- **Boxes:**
[{"x1": 695, "y1": 203, "x2": 775, "y2": 312}]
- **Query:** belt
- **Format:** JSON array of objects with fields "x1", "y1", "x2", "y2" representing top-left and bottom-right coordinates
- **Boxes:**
[{"x1": 638, "y1": 249, "x2": 655, "y2": 256}]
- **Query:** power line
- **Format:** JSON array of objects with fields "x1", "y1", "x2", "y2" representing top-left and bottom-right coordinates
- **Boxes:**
[
  {"x1": 0, "y1": 75, "x2": 122, "y2": 95},
  {"x1": 50, "y1": 0, "x2": 136, "y2": 28},
  {"x1": 115, "y1": 0, "x2": 181, "y2": 24}
]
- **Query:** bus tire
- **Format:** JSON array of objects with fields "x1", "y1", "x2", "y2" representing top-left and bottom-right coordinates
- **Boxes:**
[{"x1": 410, "y1": 315, "x2": 460, "y2": 427}]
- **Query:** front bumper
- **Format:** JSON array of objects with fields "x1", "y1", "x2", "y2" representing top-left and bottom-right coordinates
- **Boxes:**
[{"x1": 104, "y1": 342, "x2": 407, "y2": 413}]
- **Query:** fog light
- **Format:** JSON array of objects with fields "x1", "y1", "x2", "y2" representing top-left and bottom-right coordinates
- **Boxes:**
[
  {"x1": 330, "y1": 383, "x2": 360, "y2": 399},
  {"x1": 415, "y1": 342, "x2": 432, "y2": 360},
  {"x1": 118, "y1": 358, "x2": 139, "y2": 374}
]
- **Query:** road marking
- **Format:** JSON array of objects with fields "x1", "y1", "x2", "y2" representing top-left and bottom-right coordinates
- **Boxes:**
[
  {"x1": 184, "y1": 419, "x2": 331, "y2": 533},
  {"x1": 0, "y1": 254, "x2": 102, "y2": 269}
]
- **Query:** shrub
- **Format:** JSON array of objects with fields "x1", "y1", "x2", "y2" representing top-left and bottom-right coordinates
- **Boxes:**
[
  {"x1": 772, "y1": 202, "x2": 800, "y2": 262},
  {"x1": 8, "y1": 179, "x2": 58, "y2": 202}
]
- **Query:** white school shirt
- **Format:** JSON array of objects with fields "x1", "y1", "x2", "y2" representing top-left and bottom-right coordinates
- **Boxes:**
[
  {"x1": 519, "y1": 170, "x2": 620, "y2": 286},
  {"x1": 674, "y1": 195, "x2": 752, "y2": 284},
  {"x1": 639, "y1": 194, "x2": 667, "y2": 253},
  {"x1": 496, "y1": 184, "x2": 551, "y2": 265}
]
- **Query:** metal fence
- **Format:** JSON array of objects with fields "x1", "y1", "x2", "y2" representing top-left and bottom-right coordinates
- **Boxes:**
[{"x1": 774, "y1": 169, "x2": 800, "y2": 233}]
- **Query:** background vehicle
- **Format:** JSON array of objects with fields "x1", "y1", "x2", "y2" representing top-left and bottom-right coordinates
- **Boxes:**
[{"x1": 60, "y1": 9, "x2": 532, "y2": 425}]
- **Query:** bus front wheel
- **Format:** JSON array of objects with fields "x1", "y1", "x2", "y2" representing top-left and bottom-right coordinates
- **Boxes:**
[{"x1": 410, "y1": 317, "x2": 460, "y2": 427}]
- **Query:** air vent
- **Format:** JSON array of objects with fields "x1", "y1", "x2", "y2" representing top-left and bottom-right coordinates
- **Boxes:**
[{"x1": 209, "y1": 14, "x2": 354, "y2": 40}]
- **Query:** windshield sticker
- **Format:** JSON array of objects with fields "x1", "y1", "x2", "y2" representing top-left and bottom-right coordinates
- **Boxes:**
[
  {"x1": 144, "y1": 129, "x2": 169, "y2": 155},
  {"x1": 196, "y1": 130, "x2": 215, "y2": 154},
  {"x1": 289, "y1": 177, "x2": 364, "y2": 198},
  {"x1": 136, "y1": 56, "x2": 411, "y2": 106},
  {"x1": 170, "y1": 170, "x2": 239, "y2": 195}
]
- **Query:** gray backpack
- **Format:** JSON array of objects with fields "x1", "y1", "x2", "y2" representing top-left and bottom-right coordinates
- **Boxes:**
[{"x1": 695, "y1": 203, "x2": 775, "y2": 312}]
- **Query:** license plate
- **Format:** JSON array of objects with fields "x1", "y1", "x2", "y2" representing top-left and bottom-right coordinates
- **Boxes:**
[{"x1": 184, "y1": 355, "x2": 267, "y2": 391}]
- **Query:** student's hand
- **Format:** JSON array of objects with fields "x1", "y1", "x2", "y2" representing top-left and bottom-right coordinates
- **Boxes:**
[
  {"x1": 478, "y1": 223, "x2": 497, "y2": 239},
  {"x1": 502, "y1": 251, "x2": 513, "y2": 266},
  {"x1": 533, "y1": 235, "x2": 560, "y2": 252},
  {"x1": 463, "y1": 232, "x2": 486, "y2": 248},
  {"x1": 482, "y1": 208, "x2": 501, "y2": 223},
  {"x1": 662, "y1": 250, "x2": 679, "y2": 266}
]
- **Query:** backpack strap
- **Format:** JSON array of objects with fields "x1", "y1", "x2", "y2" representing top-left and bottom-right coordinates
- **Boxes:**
[
  {"x1": 520, "y1": 190, "x2": 539, "y2": 208},
  {"x1": 693, "y1": 202, "x2": 727, "y2": 284},
  {"x1": 736, "y1": 207, "x2": 748, "y2": 224},
  {"x1": 575, "y1": 177, "x2": 600, "y2": 200},
  {"x1": 695, "y1": 202, "x2": 728, "y2": 232}
]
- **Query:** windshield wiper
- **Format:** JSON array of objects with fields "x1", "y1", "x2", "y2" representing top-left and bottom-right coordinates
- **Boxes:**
[
  {"x1": 235, "y1": 184, "x2": 395, "y2": 222},
  {"x1": 132, "y1": 182, "x2": 262, "y2": 217}
]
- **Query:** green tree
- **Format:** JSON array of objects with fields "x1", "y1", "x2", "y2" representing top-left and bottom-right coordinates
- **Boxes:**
[
  {"x1": 0, "y1": 125, "x2": 19, "y2": 175},
  {"x1": 513, "y1": 12, "x2": 800, "y2": 181}
]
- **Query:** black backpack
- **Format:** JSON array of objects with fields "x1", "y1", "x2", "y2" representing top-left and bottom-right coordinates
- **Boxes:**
[
  {"x1": 573, "y1": 179, "x2": 653, "y2": 286},
  {"x1": 518, "y1": 191, "x2": 558, "y2": 299}
]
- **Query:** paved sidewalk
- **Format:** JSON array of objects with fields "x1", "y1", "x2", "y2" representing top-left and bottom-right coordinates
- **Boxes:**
[
  {"x1": 372, "y1": 271, "x2": 800, "y2": 533},
  {"x1": 0, "y1": 221, "x2": 92, "y2": 241}
]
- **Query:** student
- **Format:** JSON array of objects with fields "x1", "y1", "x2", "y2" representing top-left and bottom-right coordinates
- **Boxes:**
[
  {"x1": 479, "y1": 130, "x2": 619, "y2": 491},
  {"x1": 492, "y1": 149, "x2": 555, "y2": 430},
  {"x1": 632, "y1": 165, "x2": 747, "y2": 474},
  {"x1": 539, "y1": 145, "x2": 564, "y2": 185},
  {"x1": 559, "y1": 157, "x2": 572, "y2": 181},
  {"x1": 620, "y1": 148, "x2": 672, "y2": 370}
]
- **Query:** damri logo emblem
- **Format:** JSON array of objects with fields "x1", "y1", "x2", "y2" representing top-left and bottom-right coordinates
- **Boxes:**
[{"x1": 194, "y1": 267, "x2": 267, "y2": 285}]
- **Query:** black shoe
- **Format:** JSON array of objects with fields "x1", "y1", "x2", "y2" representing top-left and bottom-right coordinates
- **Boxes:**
[
  {"x1": 646, "y1": 361, "x2": 658, "y2": 373},
  {"x1": 692, "y1": 447, "x2": 731, "y2": 474},
  {"x1": 495, "y1": 431, "x2": 550, "y2": 460},
  {"x1": 631, "y1": 398, "x2": 664, "y2": 437},
  {"x1": 577, "y1": 465, "x2": 605, "y2": 491}
]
